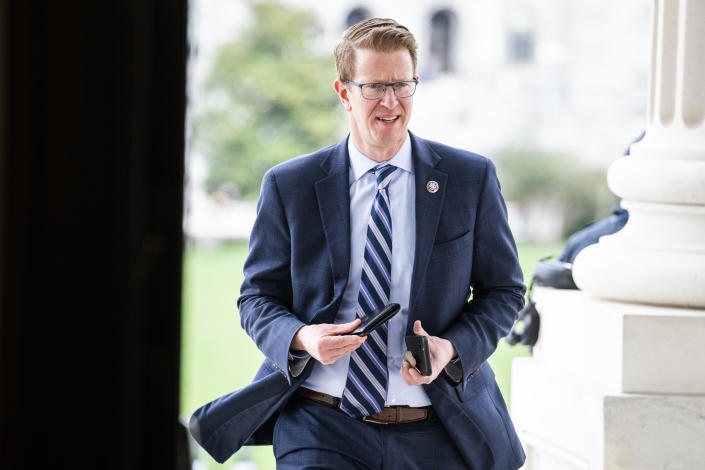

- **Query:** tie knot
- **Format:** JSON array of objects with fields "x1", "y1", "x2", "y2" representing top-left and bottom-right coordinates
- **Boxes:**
[{"x1": 374, "y1": 164, "x2": 396, "y2": 190}]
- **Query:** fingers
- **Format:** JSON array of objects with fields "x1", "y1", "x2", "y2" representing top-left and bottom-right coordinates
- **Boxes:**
[
  {"x1": 403, "y1": 350, "x2": 416, "y2": 368},
  {"x1": 318, "y1": 342, "x2": 364, "y2": 365},
  {"x1": 400, "y1": 360, "x2": 415, "y2": 385},
  {"x1": 400, "y1": 359, "x2": 432, "y2": 385},
  {"x1": 331, "y1": 340, "x2": 365, "y2": 358},
  {"x1": 321, "y1": 334, "x2": 365, "y2": 351},
  {"x1": 328, "y1": 318, "x2": 362, "y2": 335},
  {"x1": 413, "y1": 320, "x2": 428, "y2": 337},
  {"x1": 315, "y1": 334, "x2": 366, "y2": 365}
]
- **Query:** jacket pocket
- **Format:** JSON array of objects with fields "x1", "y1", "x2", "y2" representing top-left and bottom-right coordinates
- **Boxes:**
[
  {"x1": 430, "y1": 230, "x2": 473, "y2": 263},
  {"x1": 455, "y1": 363, "x2": 494, "y2": 402}
]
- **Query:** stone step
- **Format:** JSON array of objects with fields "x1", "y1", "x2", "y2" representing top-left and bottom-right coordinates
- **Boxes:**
[
  {"x1": 530, "y1": 287, "x2": 705, "y2": 394},
  {"x1": 511, "y1": 358, "x2": 705, "y2": 470}
]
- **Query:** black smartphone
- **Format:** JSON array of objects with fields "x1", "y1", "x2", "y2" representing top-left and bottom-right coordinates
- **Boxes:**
[
  {"x1": 405, "y1": 335, "x2": 432, "y2": 376},
  {"x1": 348, "y1": 303, "x2": 401, "y2": 336}
]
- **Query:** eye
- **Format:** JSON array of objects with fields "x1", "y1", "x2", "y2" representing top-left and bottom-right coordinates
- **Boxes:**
[
  {"x1": 365, "y1": 83, "x2": 383, "y2": 90},
  {"x1": 393, "y1": 82, "x2": 410, "y2": 90}
]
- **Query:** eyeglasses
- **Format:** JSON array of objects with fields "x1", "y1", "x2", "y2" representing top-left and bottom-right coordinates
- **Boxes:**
[{"x1": 344, "y1": 79, "x2": 418, "y2": 100}]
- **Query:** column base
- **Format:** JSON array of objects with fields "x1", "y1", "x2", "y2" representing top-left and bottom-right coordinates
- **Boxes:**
[{"x1": 572, "y1": 240, "x2": 705, "y2": 308}]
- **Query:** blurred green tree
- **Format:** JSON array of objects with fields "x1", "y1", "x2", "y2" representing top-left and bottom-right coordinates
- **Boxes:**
[
  {"x1": 496, "y1": 148, "x2": 617, "y2": 238},
  {"x1": 193, "y1": 0, "x2": 342, "y2": 199}
]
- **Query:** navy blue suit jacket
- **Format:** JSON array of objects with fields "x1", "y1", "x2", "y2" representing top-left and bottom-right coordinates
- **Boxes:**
[{"x1": 190, "y1": 133, "x2": 526, "y2": 469}]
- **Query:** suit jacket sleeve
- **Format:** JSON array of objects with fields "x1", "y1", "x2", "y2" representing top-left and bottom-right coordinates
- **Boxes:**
[
  {"x1": 237, "y1": 169, "x2": 306, "y2": 384},
  {"x1": 442, "y1": 160, "x2": 525, "y2": 382}
]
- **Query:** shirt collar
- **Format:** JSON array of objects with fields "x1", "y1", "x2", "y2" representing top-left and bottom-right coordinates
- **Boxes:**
[{"x1": 348, "y1": 132, "x2": 413, "y2": 182}]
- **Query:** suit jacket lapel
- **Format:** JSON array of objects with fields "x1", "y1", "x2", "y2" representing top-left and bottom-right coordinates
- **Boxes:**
[
  {"x1": 408, "y1": 133, "x2": 447, "y2": 333},
  {"x1": 313, "y1": 133, "x2": 447, "y2": 330},
  {"x1": 315, "y1": 137, "x2": 351, "y2": 314}
]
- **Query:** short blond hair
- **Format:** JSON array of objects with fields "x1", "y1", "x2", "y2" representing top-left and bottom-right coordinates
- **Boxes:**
[{"x1": 334, "y1": 18, "x2": 418, "y2": 81}]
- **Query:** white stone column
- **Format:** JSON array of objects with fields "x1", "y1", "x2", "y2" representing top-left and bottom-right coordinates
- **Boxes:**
[
  {"x1": 572, "y1": 0, "x2": 705, "y2": 308},
  {"x1": 511, "y1": 2, "x2": 705, "y2": 469}
]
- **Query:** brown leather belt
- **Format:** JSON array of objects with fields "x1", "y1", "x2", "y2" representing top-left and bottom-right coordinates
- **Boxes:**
[{"x1": 295, "y1": 387, "x2": 432, "y2": 425}]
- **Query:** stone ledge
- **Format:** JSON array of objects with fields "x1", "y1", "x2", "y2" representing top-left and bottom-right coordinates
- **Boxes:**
[
  {"x1": 512, "y1": 358, "x2": 705, "y2": 470},
  {"x1": 512, "y1": 357, "x2": 604, "y2": 466},
  {"x1": 531, "y1": 287, "x2": 705, "y2": 394}
]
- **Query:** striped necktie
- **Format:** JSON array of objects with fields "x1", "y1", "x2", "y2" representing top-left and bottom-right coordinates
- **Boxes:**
[{"x1": 340, "y1": 163, "x2": 397, "y2": 418}]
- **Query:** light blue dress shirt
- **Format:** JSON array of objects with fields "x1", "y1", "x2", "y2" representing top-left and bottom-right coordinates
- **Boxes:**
[{"x1": 301, "y1": 133, "x2": 431, "y2": 407}]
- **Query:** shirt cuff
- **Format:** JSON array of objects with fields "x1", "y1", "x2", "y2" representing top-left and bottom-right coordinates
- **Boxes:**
[
  {"x1": 443, "y1": 356, "x2": 462, "y2": 383},
  {"x1": 288, "y1": 350, "x2": 311, "y2": 378}
]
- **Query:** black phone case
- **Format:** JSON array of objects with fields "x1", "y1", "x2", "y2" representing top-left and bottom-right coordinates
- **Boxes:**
[
  {"x1": 350, "y1": 303, "x2": 401, "y2": 336},
  {"x1": 405, "y1": 335, "x2": 432, "y2": 376}
]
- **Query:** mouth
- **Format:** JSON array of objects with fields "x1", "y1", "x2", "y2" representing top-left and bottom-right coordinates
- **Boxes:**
[{"x1": 376, "y1": 116, "x2": 399, "y2": 123}]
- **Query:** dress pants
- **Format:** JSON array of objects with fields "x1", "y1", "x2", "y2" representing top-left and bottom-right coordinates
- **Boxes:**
[{"x1": 273, "y1": 396, "x2": 468, "y2": 470}]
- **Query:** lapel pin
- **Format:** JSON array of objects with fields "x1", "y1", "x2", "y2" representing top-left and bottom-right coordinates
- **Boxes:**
[{"x1": 426, "y1": 180, "x2": 439, "y2": 194}]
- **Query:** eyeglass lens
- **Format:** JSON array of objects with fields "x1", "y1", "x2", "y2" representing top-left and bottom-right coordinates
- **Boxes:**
[{"x1": 361, "y1": 82, "x2": 416, "y2": 99}]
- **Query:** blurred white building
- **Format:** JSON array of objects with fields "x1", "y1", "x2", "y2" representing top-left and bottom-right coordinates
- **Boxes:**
[
  {"x1": 289, "y1": 0, "x2": 651, "y2": 165},
  {"x1": 185, "y1": 0, "x2": 652, "y2": 242}
]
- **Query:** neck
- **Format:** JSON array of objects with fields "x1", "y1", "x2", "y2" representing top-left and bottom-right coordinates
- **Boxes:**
[{"x1": 350, "y1": 134, "x2": 406, "y2": 163}]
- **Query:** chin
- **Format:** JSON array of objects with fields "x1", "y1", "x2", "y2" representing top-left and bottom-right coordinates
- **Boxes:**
[{"x1": 379, "y1": 129, "x2": 405, "y2": 141}]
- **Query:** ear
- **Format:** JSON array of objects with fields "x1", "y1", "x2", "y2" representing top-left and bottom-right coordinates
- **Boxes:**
[{"x1": 334, "y1": 80, "x2": 353, "y2": 112}]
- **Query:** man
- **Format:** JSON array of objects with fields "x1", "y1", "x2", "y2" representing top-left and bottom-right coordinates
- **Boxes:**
[{"x1": 190, "y1": 18, "x2": 526, "y2": 470}]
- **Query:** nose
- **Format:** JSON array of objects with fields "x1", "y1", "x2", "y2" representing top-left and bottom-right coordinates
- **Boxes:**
[{"x1": 379, "y1": 85, "x2": 399, "y2": 108}]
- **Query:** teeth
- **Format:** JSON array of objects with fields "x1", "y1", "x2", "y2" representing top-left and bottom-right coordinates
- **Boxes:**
[{"x1": 379, "y1": 117, "x2": 397, "y2": 122}]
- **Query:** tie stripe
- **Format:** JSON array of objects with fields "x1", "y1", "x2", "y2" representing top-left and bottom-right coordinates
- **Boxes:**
[
  {"x1": 361, "y1": 266, "x2": 388, "y2": 306},
  {"x1": 342, "y1": 389, "x2": 367, "y2": 416},
  {"x1": 364, "y1": 239, "x2": 391, "y2": 284},
  {"x1": 347, "y1": 370, "x2": 380, "y2": 407},
  {"x1": 374, "y1": 199, "x2": 392, "y2": 234},
  {"x1": 351, "y1": 355, "x2": 387, "y2": 396},
  {"x1": 362, "y1": 263, "x2": 389, "y2": 305},
  {"x1": 340, "y1": 164, "x2": 396, "y2": 418},
  {"x1": 361, "y1": 336, "x2": 387, "y2": 369}
]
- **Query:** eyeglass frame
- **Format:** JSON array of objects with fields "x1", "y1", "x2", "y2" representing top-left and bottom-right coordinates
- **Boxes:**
[{"x1": 343, "y1": 79, "x2": 419, "y2": 100}]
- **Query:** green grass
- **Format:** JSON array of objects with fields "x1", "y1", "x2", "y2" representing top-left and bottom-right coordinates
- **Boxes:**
[
  {"x1": 180, "y1": 241, "x2": 274, "y2": 469},
  {"x1": 181, "y1": 240, "x2": 563, "y2": 468}
]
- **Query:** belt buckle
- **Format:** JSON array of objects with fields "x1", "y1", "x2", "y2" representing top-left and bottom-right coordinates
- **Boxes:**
[{"x1": 362, "y1": 415, "x2": 390, "y2": 425}]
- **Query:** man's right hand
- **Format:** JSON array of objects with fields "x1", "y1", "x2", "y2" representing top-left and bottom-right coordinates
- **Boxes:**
[{"x1": 290, "y1": 319, "x2": 366, "y2": 365}]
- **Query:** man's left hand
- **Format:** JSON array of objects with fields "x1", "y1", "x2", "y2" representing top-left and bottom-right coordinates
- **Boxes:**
[{"x1": 400, "y1": 320, "x2": 457, "y2": 385}]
